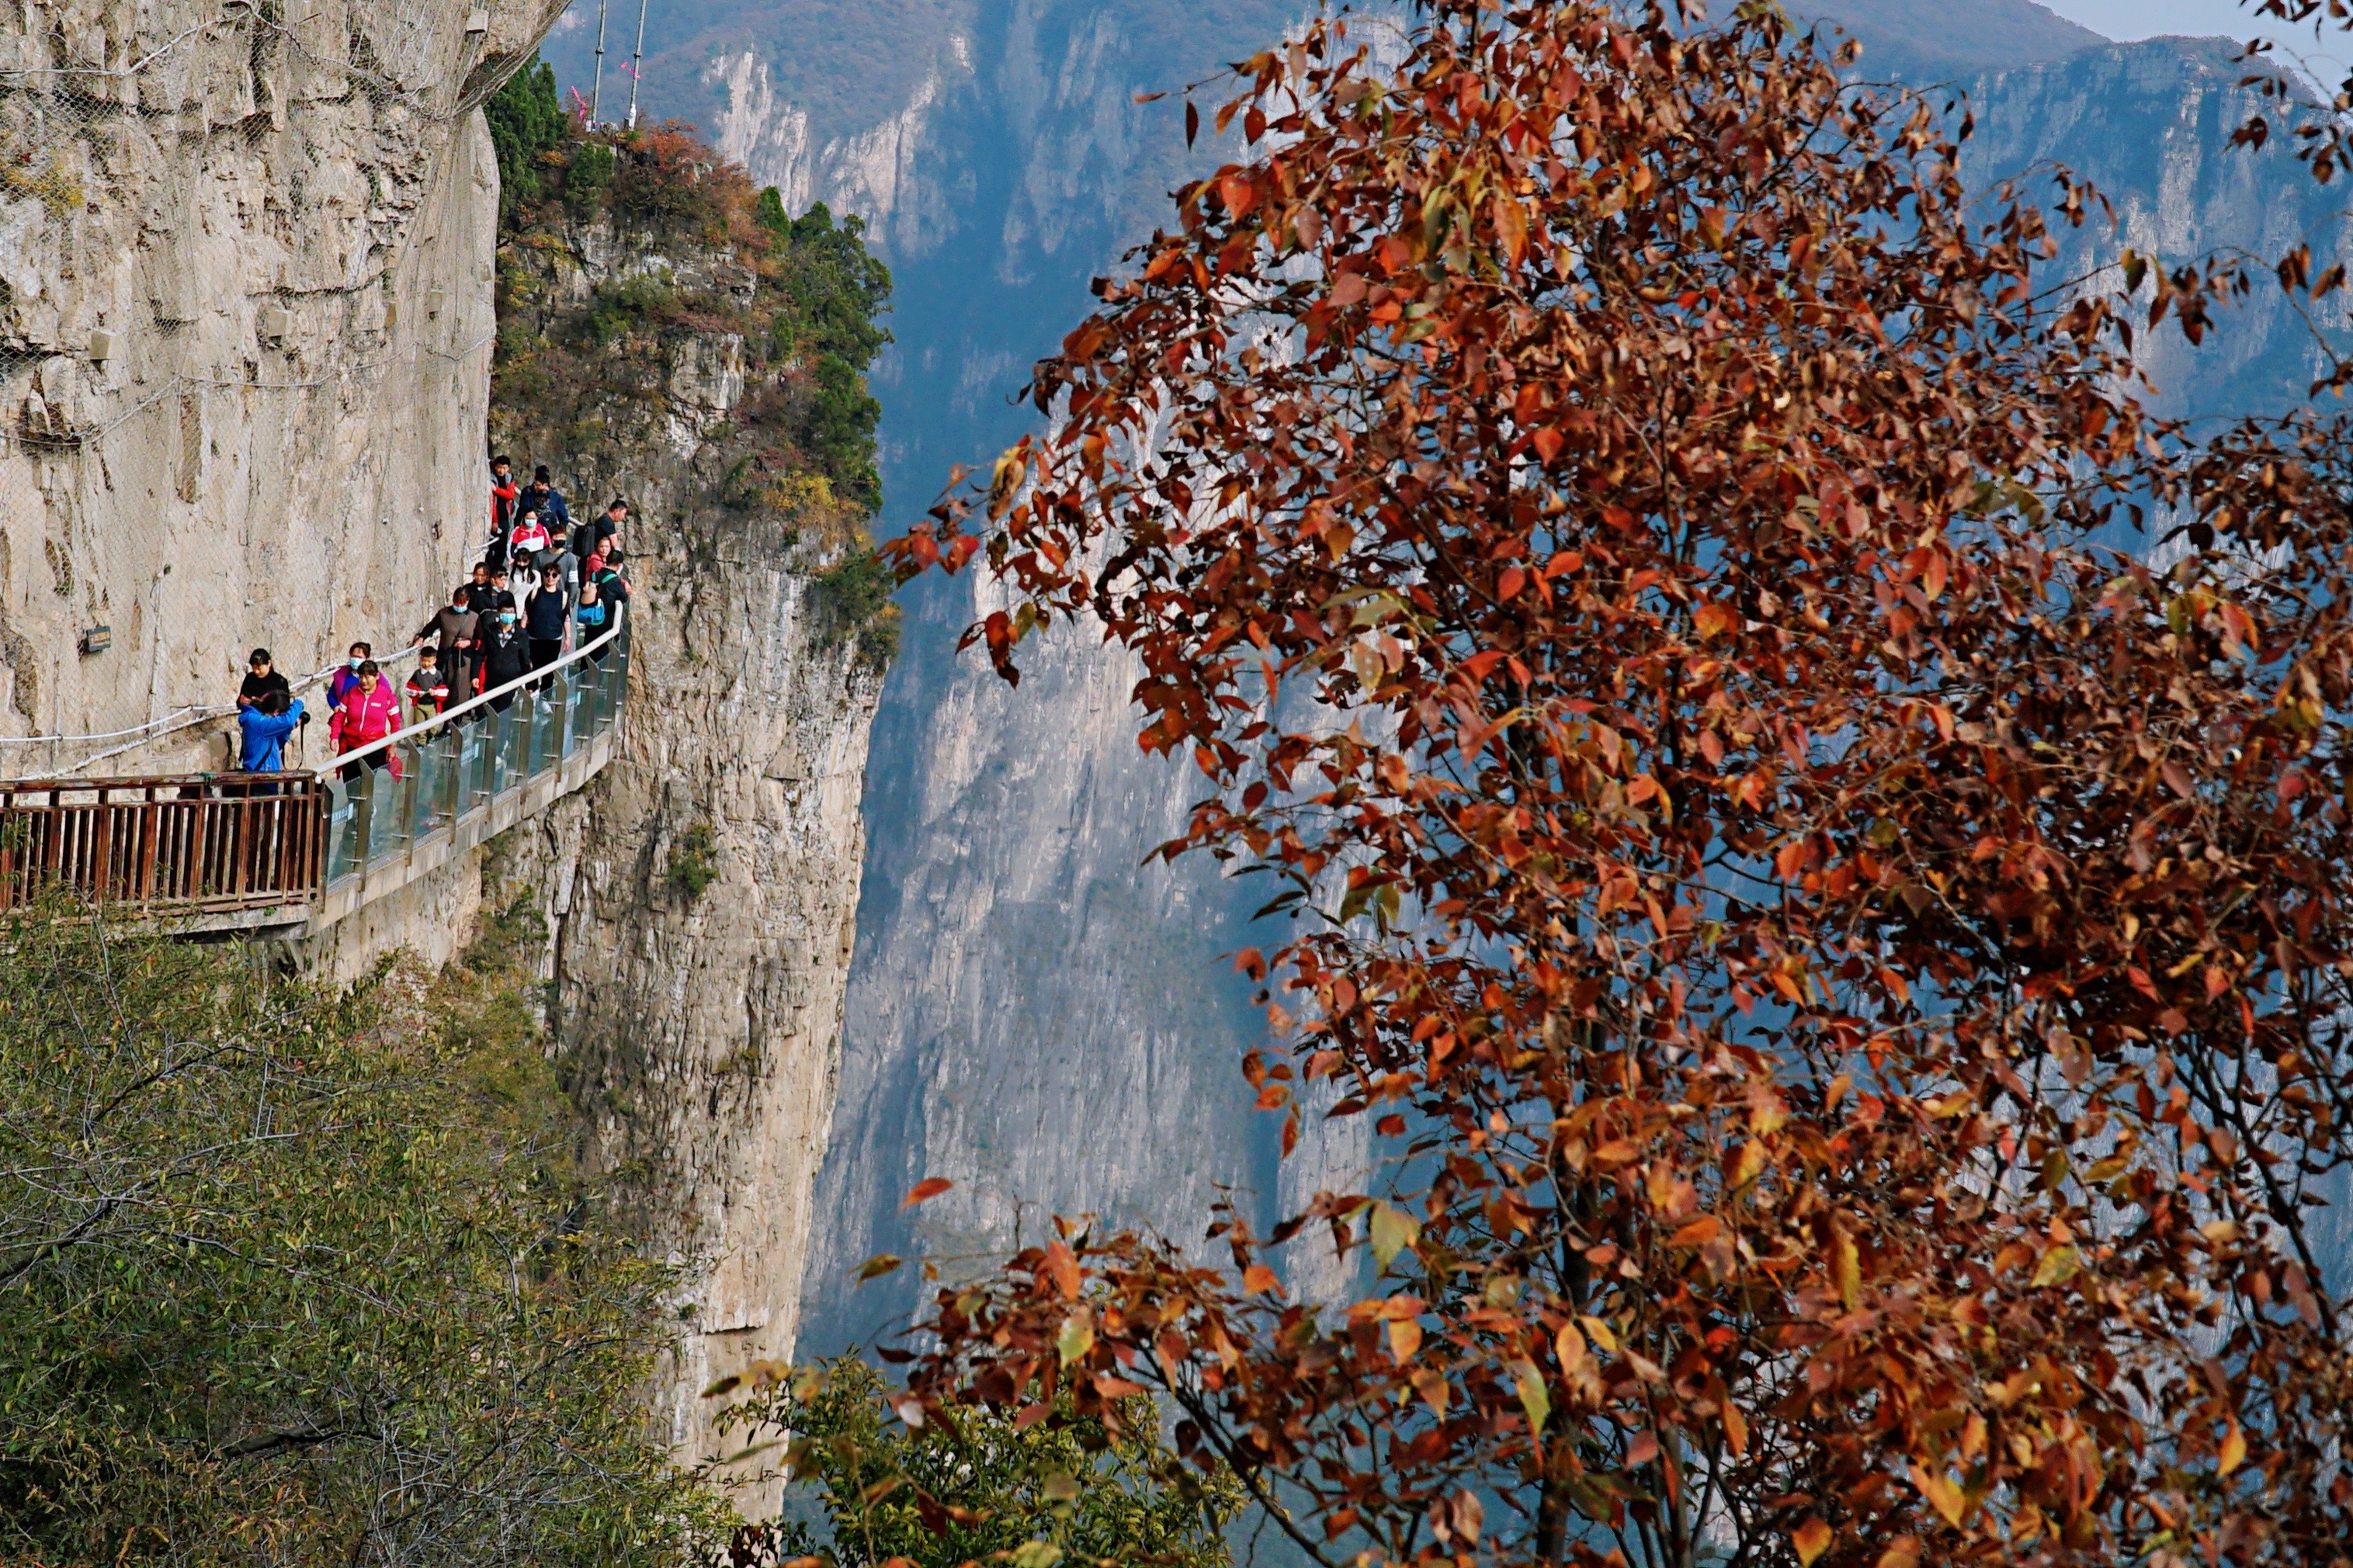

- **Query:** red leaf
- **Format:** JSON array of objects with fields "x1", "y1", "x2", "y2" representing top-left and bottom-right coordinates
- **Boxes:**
[{"x1": 900, "y1": 1178, "x2": 953, "y2": 1210}]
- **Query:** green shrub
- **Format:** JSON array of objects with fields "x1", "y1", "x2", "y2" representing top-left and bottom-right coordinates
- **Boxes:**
[
  {"x1": 765, "y1": 199, "x2": 894, "y2": 373},
  {"x1": 803, "y1": 352, "x2": 883, "y2": 511},
  {"x1": 713, "y1": 1358, "x2": 1241, "y2": 1568},
  {"x1": 585, "y1": 272, "x2": 678, "y2": 345},
  {"x1": 566, "y1": 140, "x2": 616, "y2": 218},
  {"x1": 667, "y1": 821, "x2": 721, "y2": 903},
  {"x1": 814, "y1": 546, "x2": 901, "y2": 668},
  {"x1": 0, "y1": 908, "x2": 727, "y2": 1566},
  {"x1": 484, "y1": 55, "x2": 567, "y2": 221}
]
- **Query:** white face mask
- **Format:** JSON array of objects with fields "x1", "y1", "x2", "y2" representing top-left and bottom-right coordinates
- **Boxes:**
[{"x1": 348, "y1": 656, "x2": 363, "y2": 669}]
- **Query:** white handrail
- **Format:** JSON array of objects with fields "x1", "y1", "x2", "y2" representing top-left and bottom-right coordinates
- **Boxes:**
[
  {"x1": 0, "y1": 643, "x2": 427, "y2": 772},
  {"x1": 326, "y1": 604, "x2": 626, "y2": 774}
]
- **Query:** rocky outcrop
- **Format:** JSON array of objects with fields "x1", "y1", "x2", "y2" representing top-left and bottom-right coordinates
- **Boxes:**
[
  {"x1": 0, "y1": 0, "x2": 564, "y2": 764},
  {"x1": 487, "y1": 191, "x2": 887, "y2": 1497}
]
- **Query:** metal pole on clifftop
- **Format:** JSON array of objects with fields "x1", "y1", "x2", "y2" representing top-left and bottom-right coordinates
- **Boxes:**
[
  {"x1": 626, "y1": 0, "x2": 648, "y2": 130},
  {"x1": 590, "y1": 0, "x2": 609, "y2": 125}
]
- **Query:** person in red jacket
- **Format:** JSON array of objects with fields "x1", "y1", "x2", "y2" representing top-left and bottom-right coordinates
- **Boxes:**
[
  {"x1": 329, "y1": 660, "x2": 403, "y2": 782},
  {"x1": 488, "y1": 454, "x2": 520, "y2": 573}
]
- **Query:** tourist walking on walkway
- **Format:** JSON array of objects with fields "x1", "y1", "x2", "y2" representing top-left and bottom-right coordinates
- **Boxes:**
[
  {"x1": 477, "y1": 612, "x2": 529, "y2": 713},
  {"x1": 415, "y1": 585, "x2": 477, "y2": 682},
  {"x1": 237, "y1": 690, "x2": 305, "y2": 773},
  {"x1": 330, "y1": 660, "x2": 401, "y2": 780},
  {"x1": 524, "y1": 466, "x2": 572, "y2": 545},
  {"x1": 526, "y1": 565, "x2": 570, "y2": 689},
  {"x1": 508, "y1": 508, "x2": 552, "y2": 565},
  {"x1": 327, "y1": 643, "x2": 372, "y2": 712},
  {"x1": 574, "y1": 579, "x2": 609, "y2": 661},
  {"x1": 489, "y1": 455, "x2": 519, "y2": 573},
  {"x1": 238, "y1": 647, "x2": 290, "y2": 713},
  {"x1": 406, "y1": 650, "x2": 452, "y2": 721},
  {"x1": 574, "y1": 496, "x2": 623, "y2": 567}
]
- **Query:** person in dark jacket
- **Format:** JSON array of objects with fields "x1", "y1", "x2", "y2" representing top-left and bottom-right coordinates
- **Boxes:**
[
  {"x1": 477, "y1": 610, "x2": 531, "y2": 713},
  {"x1": 573, "y1": 497, "x2": 623, "y2": 565},
  {"x1": 238, "y1": 690, "x2": 305, "y2": 772},
  {"x1": 590, "y1": 545, "x2": 628, "y2": 606},
  {"x1": 415, "y1": 585, "x2": 477, "y2": 678},
  {"x1": 238, "y1": 647, "x2": 290, "y2": 712},
  {"x1": 406, "y1": 650, "x2": 452, "y2": 721},
  {"x1": 525, "y1": 565, "x2": 570, "y2": 690},
  {"x1": 462, "y1": 562, "x2": 498, "y2": 615},
  {"x1": 467, "y1": 569, "x2": 518, "y2": 693},
  {"x1": 488, "y1": 455, "x2": 519, "y2": 573},
  {"x1": 523, "y1": 466, "x2": 571, "y2": 541}
]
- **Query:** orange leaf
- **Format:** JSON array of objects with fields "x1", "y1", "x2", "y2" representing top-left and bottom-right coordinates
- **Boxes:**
[
  {"x1": 1909, "y1": 1462, "x2": 1968, "y2": 1528},
  {"x1": 1791, "y1": 1519, "x2": 1832, "y2": 1566},
  {"x1": 899, "y1": 1177, "x2": 953, "y2": 1209},
  {"x1": 1243, "y1": 1264, "x2": 1282, "y2": 1295},
  {"x1": 1692, "y1": 601, "x2": 1737, "y2": 640},
  {"x1": 1668, "y1": 1215, "x2": 1721, "y2": 1248},
  {"x1": 1044, "y1": 1240, "x2": 1081, "y2": 1299},
  {"x1": 1921, "y1": 548, "x2": 1949, "y2": 601},
  {"x1": 2219, "y1": 1421, "x2": 2246, "y2": 1476},
  {"x1": 1386, "y1": 1316, "x2": 1423, "y2": 1362},
  {"x1": 1831, "y1": 1229, "x2": 1862, "y2": 1310}
]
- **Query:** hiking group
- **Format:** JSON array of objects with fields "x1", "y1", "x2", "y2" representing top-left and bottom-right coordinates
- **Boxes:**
[{"x1": 236, "y1": 456, "x2": 633, "y2": 778}]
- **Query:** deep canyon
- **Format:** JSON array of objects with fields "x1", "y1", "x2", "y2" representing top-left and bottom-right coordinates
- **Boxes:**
[
  {"x1": 538, "y1": 0, "x2": 2353, "y2": 1358},
  {"x1": 9, "y1": 0, "x2": 2351, "y2": 1518}
]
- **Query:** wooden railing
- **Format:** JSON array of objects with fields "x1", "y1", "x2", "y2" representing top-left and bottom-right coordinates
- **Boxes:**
[{"x1": 0, "y1": 773, "x2": 327, "y2": 915}]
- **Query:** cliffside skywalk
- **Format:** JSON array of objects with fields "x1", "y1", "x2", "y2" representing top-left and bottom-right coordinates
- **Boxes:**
[{"x1": 0, "y1": 612, "x2": 632, "y2": 938}]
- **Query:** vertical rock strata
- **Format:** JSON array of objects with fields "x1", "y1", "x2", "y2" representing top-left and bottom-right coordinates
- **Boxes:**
[
  {"x1": 488, "y1": 201, "x2": 887, "y2": 1490},
  {"x1": 0, "y1": 0, "x2": 564, "y2": 756}
]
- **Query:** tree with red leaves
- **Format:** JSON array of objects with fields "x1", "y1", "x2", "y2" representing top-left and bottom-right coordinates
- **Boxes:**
[{"x1": 881, "y1": 5, "x2": 2353, "y2": 1566}]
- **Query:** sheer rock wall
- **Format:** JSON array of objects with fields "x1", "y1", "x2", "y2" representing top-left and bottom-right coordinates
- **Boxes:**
[
  {"x1": 0, "y1": 0, "x2": 564, "y2": 761},
  {"x1": 488, "y1": 214, "x2": 884, "y2": 1497}
]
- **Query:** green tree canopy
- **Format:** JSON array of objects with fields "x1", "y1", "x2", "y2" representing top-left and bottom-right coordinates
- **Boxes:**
[
  {"x1": 714, "y1": 1358, "x2": 1240, "y2": 1568},
  {"x1": 0, "y1": 905, "x2": 724, "y2": 1566},
  {"x1": 484, "y1": 54, "x2": 567, "y2": 221}
]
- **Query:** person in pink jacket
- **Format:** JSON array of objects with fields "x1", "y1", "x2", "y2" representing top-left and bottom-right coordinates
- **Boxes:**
[{"x1": 328, "y1": 660, "x2": 403, "y2": 781}]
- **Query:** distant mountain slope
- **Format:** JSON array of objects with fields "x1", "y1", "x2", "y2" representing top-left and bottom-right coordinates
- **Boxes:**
[{"x1": 1802, "y1": 0, "x2": 2106, "y2": 74}]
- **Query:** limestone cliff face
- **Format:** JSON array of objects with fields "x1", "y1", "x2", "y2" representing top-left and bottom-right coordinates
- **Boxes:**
[
  {"x1": 0, "y1": 0, "x2": 564, "y2": 764},
  {"x1": 487, "y1": 197, "x2": 886, "y2": 1490}
]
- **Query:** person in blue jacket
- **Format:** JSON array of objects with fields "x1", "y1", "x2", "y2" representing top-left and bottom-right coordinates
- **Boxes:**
[
  {"x1": 238, "y1": 690, "x2": 305, "y2": 772},
  {"x1": 522, "y1": 465, "x2": 571, "y2": 541}
]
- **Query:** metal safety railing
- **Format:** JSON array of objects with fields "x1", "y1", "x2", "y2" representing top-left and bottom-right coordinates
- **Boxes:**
[
  {"x1": 0, "y1": 608, "x2": 632, "y2": 926},
  {"x1": 321, "y1": 608, "x2": 632, "y2": 897}
]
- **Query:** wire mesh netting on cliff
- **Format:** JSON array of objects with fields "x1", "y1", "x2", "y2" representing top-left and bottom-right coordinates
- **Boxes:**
[{"x1": 0, "y1": 2, "x2": 508, "y2": 776}]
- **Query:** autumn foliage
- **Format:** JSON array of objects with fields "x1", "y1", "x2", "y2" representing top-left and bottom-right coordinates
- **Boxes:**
[{"x1": 883, "y1": 5, "x2": 2353, "y2": 1566}]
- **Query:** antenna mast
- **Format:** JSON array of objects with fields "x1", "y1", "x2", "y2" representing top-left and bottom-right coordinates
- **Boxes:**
[
  {"x1": 626, "y1": 0, "x2": 649, "y2": 130},
  {"x1": 589, "y1": 0, "x2": 609, "y2": 126}
]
